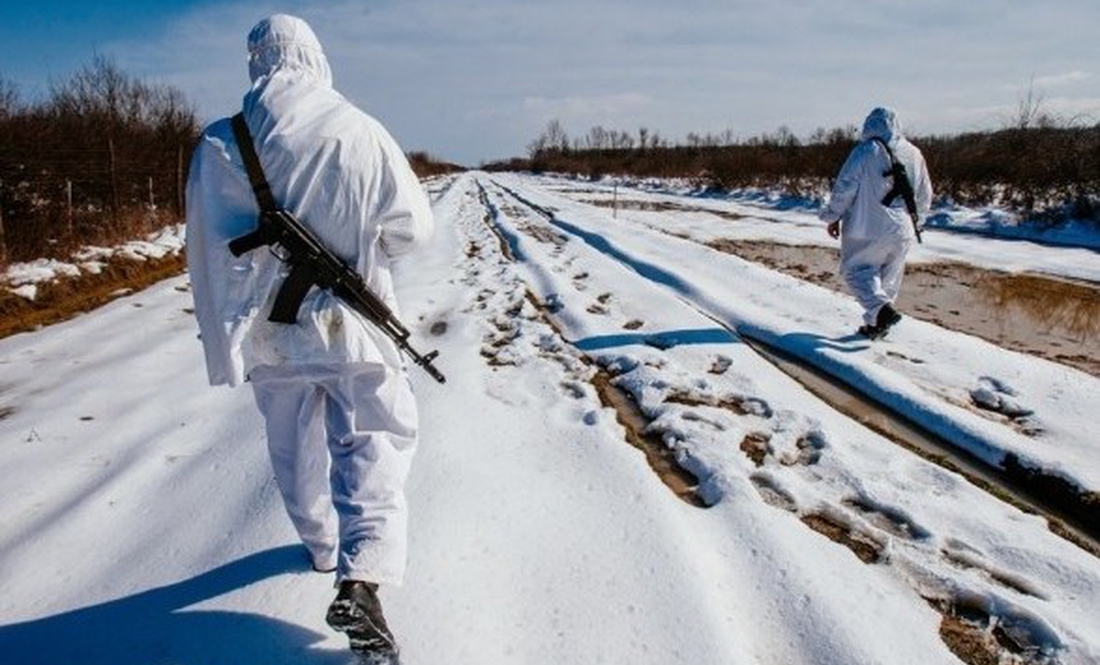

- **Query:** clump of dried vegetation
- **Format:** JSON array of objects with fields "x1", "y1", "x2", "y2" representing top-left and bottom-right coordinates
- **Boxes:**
[{"x1": 489, "y1": 97, "x2": 1100, "y2": 227}]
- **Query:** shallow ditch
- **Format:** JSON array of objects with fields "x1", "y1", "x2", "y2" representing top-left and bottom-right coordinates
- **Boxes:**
[
  {"x1": 743, "y1": 335, "x2": 1100, "y2": 558},
  {"x1": 708, "y1": 239, "x2": 1100, "y2": 377}
]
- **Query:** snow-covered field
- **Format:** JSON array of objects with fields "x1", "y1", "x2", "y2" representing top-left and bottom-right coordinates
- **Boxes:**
[{"x1": 0, "y1": 172, "x2": 1097, "y2": 664}]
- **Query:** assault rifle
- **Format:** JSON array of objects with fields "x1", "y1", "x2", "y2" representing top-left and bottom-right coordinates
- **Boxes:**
[
  {"x1": 227, "y1": 113, "x2": 445, "y2": 384},
  {"x1": 871, "y1": 137, "x2": 923, "y2": 244}
]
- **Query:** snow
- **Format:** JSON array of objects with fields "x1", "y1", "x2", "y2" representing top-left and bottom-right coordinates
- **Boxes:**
[
  {"x1": 551, "y1": 173, "x2": 1100, "y2": 282},
  {"x1": 0, "y1": 173, "x2": 1097, "y2": 664},
  {"x1": 1, "y1": 225, "x2": 186, "y2": 300},
  {"x1": 492, "y1": 173, "x2": 1100, "y2": 494}
]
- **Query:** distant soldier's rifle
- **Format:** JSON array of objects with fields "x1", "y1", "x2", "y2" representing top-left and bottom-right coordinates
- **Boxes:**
[
  {"x1": 226, "y1": 113, "x2": 445, "y2": 384},
  {"x1": 870, "y1": 136, "x2": 923, "y2": 244}
]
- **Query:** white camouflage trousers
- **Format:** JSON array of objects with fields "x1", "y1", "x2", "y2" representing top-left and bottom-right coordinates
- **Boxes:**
[
  {"x1": 250, "y1": 363, "x2": 418, "y2": 585},
  {"x1": 839, "y1": 235, "x2": 913, "y2": 326}
]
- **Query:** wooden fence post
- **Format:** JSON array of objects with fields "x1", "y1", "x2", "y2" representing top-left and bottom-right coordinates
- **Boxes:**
[
  {"x1": 66, "y1": 179, "x2": 73, "y2": 237},
  {"x1": 0, "y1": 178, "x2": 6, "y2": 265},
  {"x1": 108, "y1": 138, "x2": 120, "y2": 226},
  {"x1": 176, "y1": 145, "x2": 184, "y2": 217}
]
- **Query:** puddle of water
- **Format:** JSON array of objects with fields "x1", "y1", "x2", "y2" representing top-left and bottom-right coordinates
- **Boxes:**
[
  {"x1": 707, "y1": 239, "x2": 1100, "y2": 377},
  {"x1": 973, "y1": 272, "x2": 1100, "y2": 341}
]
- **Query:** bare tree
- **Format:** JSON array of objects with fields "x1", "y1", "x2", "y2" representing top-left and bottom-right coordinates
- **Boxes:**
[
  {"x1": 586, "y1": 125, "x2": 608, "y2": 150},
  {"x1": 0, "y1": 77, "x2": 18, "y2": 120},
  {"x1": 1012, "y1": 79, "x2": 1055, "y2": 130}
]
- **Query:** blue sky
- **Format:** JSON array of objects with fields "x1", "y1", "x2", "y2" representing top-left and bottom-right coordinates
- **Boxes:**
[{"x1": 1, "y1": 0, "x2": 1098, "y2": 165}]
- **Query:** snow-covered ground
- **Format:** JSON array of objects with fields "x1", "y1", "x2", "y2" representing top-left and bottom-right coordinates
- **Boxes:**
[
  {"x1": 0, "y1": 173, "x2": 1097, "y2": 664},
  {"x1": 533, "y1": 173, "x2": 1100, "y2": 281},
  {"x1": 1, "y1": 224, "x2": 186, "y2": 300},
  {"x1": 495, "y1": 173, "x2": 1100, "y2": 495}
]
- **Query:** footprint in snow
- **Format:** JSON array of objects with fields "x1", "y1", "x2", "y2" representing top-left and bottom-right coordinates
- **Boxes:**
[
  {"x1": 931, "y1": 591, "x2": 1063, "y2": 662},
  {"x1": 970, "y1": 376, "x2": 1033, "y2": 419},
  {"x1": 750, "y1": 473, "x2": 798, "y2": 512},
  {"x1": 940, "y1": 541, "x2": 1047, "y2": 599},
  {"x1": 841, "y1": 494, "x2": 931, "y2": 541},
  {"x1": 709, "y1": 355, "x2": 733, "y2": 375}
]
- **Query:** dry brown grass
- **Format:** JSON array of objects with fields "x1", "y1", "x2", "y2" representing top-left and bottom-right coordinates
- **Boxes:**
[{"x1": 0, "y1": 252, "x2": 186, "y2": 339}]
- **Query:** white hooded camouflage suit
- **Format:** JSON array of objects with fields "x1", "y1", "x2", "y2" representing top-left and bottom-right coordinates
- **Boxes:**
[
  {"x1": 819, "y1": 107, "x2": 933, "y2": 327},
  {"x1": 185, "y1": 14, "x2": 433, "y2": 585}
]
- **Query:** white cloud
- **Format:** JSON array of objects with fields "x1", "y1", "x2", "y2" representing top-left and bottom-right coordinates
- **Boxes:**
[
  {"x1": 83, "y1": 0, "x2": 1100, "y2": 163},
  {"x1": 521, "y1": 93, "x2": 653, "y2": 127},
  {"x1": 1033, "y1": 71, "x2": 1091, "y2": 89}
]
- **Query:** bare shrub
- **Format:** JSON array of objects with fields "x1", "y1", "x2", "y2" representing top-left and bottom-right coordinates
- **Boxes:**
[
  {"x1": 492, "y1": 119, "x2": 1099, "y2": 224},
  {"x1": 0, "y1": 56, "x2": 200, "y2": 266}
]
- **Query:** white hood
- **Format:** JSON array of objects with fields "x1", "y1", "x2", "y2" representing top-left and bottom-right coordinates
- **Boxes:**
[
  {"x1": 247, "y1": 14, "x2": 333, "y2": 87},
  {"x1": 860, "y1": 107, "x2": 901, "y2": 146},
  {"x1": 185, "y1": 14, "x2": 434, "y2": 387}
]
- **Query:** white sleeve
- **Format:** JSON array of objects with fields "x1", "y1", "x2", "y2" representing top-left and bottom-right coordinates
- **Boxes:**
[
  {"x1": 184, "y1": 126, "x2": 258, "y2": 386},
  {"x1": 914, "y1": 153, "x2": 933, "y2": 218},
  {"x1": 185, "y1": 140, "x2": 232, "y2": 386},
  {"x1": 819, "y1": 144, "x2": 865, "y2": 223},
  {"x1": 372, "y1": 135, "x2": 434, "y2": 258}
]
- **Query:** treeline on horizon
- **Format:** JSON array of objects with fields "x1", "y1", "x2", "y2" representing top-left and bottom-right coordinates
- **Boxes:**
[
  {"x1": 0, "y1": 57, "x2": 461, "y2": 267},
  {"x1": 485, "y1": 115, "x2": 1100, "y2": 224},
  {"x1": 0, "y1": 56, "x2": 200, "y2": 265}
]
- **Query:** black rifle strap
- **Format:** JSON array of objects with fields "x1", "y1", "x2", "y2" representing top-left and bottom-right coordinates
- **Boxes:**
[
  {"x1": 230, "y1": 113, "x2": 278, "y2": 213},
  {"x1": 870, "y1": 136, "x2": 917, "y2": 216},
  {"x1": 870, "y1": 136, "x2": 902, "y2": 178}
]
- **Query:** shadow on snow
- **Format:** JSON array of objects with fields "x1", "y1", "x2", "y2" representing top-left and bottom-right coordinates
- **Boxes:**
[
  {"x1": 0, "y1": 545, "x2": 348, "y2": 665},
  {"x1": 575, "y1": 327, "x2": 738, "y2": 352}
]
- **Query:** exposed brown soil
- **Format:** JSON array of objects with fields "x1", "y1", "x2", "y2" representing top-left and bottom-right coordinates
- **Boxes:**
[
  {"x1": 739, "y1": 432, "x2": 772, "y2": 467},
  {"x1": 582, "y1": 197, "x2": 746, "y2": 222},
  {"x1": 938, "y1": 615, "x2": 1002, "y2": 665},
  {"x1": 591, "y1": 371, "x2": 706, "y2": 507},
  {"x1": 800, "y1": 512, "x2": 884, "y2": 564},
  {"x1": 0, "y1": 253, "x2": 187, "y2": 339},
  {"x1": 927, "y1": 596, "x2": 1054, "y2": 665},
  {"x1": 708, "y1": 239, "x2": 1100, "y2": 377}
]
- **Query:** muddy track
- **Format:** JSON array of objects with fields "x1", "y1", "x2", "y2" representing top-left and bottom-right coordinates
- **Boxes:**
[
  {"x1": 707, "y1": 238, "x2": 1100, "y2": 378},
  {"x1": 0, "y1": 254, "x2": 187, "y2": 340},
  {"x1": 744, "y1": 335, "x2": 1099, "y2": 557},
  {"x1": 486, "y1": 177, "x2": 1100, "y2": 556},
  {"x1": 473, "y1": 180, "x2": 705, "y2": 506},
  {"x1": 478, "y1": 177, "x2": 1082, "y2": 664}
]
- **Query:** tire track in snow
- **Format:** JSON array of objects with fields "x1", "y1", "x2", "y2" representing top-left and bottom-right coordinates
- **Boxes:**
[
  {"x1": 491, "y1": 176, "x2": 1100, "y2": 554},
  {"x1": 479, "y1": 174, "x2": 1092, "y2": 665},
  {"x1": 472, "y1": 180, "x2": 705, "y2": 506},
  {"x1": 536, "y1": 179, "x2": 1100, "y2": 551}
]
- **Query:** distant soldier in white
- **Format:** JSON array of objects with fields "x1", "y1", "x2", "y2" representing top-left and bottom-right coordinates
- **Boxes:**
[
  {"x1": 820, "y1": 106, "x2": 932, "y2": 339},
  {"x1": 185, "y1": 14, "x2": 433, "y2": 663}
]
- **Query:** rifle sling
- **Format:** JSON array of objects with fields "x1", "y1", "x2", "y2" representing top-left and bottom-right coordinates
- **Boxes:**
[
  {"x1": 230, "y1": 113, "x2": 279, "y2": 213},
  {"x1": 869, "y1": 136, "x2": 918, "y2": 217}
]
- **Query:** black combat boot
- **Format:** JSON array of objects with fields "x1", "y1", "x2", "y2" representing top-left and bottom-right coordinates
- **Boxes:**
[
  {"x1": 876, "y1": 303, "x2": 902, "y2": 331},
  {"x1": 326, "y1": 580, "x2": 399, "y2": 663}
]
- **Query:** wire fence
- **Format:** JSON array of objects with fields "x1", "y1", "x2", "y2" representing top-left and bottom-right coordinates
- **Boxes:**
[{"x1": 0, "y1": 142, "x2": 192, "y2": 265}]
